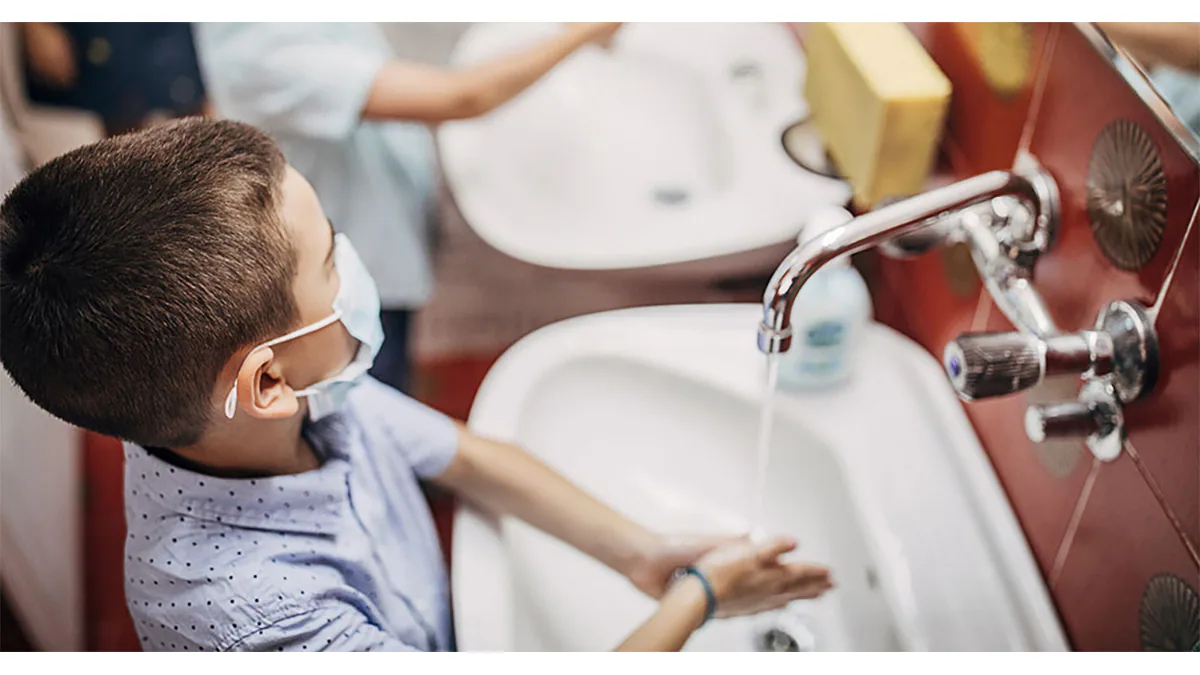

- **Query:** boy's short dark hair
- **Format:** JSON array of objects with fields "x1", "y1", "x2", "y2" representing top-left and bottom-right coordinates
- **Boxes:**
[{"x1": 1, "y1": 118, "x2": 298, "y2": 447}]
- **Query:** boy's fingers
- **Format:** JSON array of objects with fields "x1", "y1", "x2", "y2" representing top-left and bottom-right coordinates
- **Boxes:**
[
  {"x1": 783, "y1": 563, "x2": 831, "y2": 584},
  {"x1": 754, "y1": 536, "x2": 797, "y2": 564},
  {"x1": 784, "y1": 580, "x2": 834, "y2": 602}
]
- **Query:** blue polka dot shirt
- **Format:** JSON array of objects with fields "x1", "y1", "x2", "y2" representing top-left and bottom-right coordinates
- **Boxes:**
[{"x1": 122, "y1": 378, "x2": 458, "y2": 651}]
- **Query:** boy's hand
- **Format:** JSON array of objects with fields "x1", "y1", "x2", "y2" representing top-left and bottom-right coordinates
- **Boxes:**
[
  {"x1": 565, "y1": 23, "x2": 624, "y2": 49},
  {"x1": 697, "y1": 536, "x2": 833, "y2": 618},
  {"x1": 626, "y1": 534, "x2": 741, "y2": 599}
]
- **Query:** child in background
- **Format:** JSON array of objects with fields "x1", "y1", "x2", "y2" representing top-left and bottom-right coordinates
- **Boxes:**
[
  {"x1": 194, "y1": 22, "x2": 623, "y2": 396},
  {"x1": 21, "y1": 22, "x2": 209, "y2": 136}
]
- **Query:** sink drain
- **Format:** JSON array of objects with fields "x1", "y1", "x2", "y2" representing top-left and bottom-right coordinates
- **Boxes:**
[
  {"x1": 753, "y1": 610, "x2": 818, "y2": 652},
  {"x1": 652, "y1": 187, "x2": 690, "y2": 206},
  {"x1": 731, "y1": 61, "x2": 763, "y2": 80},
  {"x1": 756, "y1": 628, "x2": 802, "y2": 652}
]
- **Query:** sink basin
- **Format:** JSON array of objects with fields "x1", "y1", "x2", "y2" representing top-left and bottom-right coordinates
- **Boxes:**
[
  {"x1": 437, "y1": 23, "x2": 852, "y2": 274},
  {"x1": 453, "y1": 305, "x2": 1068, "y2": 651}
]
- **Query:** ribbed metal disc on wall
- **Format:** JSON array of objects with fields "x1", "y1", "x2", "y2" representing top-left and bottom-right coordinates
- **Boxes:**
[
  {"x1": 1086, "y1": 119, "x2": 1168, "y2": 271},
  {"x1": 1139, "y1": 573, "x2": 1200, "y2": 651}
]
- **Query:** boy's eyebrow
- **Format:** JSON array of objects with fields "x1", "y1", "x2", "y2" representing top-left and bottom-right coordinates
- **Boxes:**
[{"x1": 325, "y1": 219, "x2": 336, "y2": 268}]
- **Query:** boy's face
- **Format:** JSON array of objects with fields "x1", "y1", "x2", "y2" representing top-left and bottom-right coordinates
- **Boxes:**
[{"x1": 254, "y1": 166, "x2": 359, "y2": 398}]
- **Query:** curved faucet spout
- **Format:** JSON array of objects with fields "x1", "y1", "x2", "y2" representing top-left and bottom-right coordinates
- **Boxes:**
[{"x1": 758, "y1": 170, "x2": 1050, "y2": 354}]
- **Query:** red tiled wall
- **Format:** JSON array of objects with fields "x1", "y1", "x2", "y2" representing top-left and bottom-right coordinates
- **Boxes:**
[
  {"x1": 82, "y1": 431, "x2": 140, "y2": 651},
  {"x1": 866, "y1": 23, "x2": 1200, "y2": 651}
]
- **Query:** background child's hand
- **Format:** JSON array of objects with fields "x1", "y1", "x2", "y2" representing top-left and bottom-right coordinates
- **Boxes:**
[
  {"x1": 22, "y1": 23, "x2": 78, "y2": 89},
  {"x1": 695, "y1": 536, "x2": 833, "y2": 618}
]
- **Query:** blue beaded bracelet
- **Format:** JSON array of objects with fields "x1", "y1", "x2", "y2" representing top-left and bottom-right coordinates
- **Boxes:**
[{"x1": 681, "y1": 566, "x2": 717, "y2": 626}]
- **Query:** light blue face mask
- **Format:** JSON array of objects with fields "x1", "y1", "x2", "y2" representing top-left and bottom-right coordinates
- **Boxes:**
[{"x1": 224, "y1": 233, "x2": 385, "y2": 422}]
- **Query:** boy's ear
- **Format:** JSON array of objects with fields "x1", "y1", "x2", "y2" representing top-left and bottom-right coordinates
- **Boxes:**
[{"x1": 235, "y1": 347, "x2": 299, "y2": 421}]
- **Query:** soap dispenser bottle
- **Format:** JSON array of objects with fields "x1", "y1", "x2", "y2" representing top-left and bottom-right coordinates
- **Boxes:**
[{"x1": 776, "y1": 206, "x2": 873, "y2": 391}]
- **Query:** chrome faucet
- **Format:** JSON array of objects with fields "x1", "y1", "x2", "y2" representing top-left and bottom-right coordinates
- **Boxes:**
[
  {"x1": 757, "y1": 152, "x2": 1060, "y2": 354},
  {"x1": 758, "y1": 151, "x2": 1161, "y2": 463}
]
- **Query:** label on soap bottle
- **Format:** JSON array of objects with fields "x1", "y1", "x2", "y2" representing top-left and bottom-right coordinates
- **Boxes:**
[{"x1": 798, "y1": 320, "x2": 845, "y2": 376}]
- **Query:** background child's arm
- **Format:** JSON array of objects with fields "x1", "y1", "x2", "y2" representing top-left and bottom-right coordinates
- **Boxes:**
[
  {"x1": 1096, "y1": 23, "x2": 1200, "y2": 74},
  {"x1": 193, "y1": 23, "x2": 619, "y2": 143},
  {"x1": 21, "y1": 23, "x2": 77, "y2": 89},
  {"x1": 363, "y1": 23, "x2": 622, "y2": 123}
]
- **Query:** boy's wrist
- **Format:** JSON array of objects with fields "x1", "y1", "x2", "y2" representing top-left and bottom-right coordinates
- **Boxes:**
[
  {"x1": 561, "y1": 23, "x2": 620, "y2": 49},
  {"x1": 662, "y1": 574, "x2": 709, "y2": 632},
  {"x1": 612, "y1": 526, "x2": 661, "y2": 578}
]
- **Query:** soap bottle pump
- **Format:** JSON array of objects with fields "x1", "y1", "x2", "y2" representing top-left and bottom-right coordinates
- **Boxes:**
[{"x1": 776, "y1": 206, "x2": 873, "y2": 391}]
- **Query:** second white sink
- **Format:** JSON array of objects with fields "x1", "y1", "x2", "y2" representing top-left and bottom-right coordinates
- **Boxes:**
[{"x1": 437, "y1": 23, "x2": 851, "y2": 274}]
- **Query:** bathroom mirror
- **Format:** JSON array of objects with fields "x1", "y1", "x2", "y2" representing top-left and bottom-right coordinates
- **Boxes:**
[{"x1": 1080, "y1": 22, "x2": 1200, "y2": 161}]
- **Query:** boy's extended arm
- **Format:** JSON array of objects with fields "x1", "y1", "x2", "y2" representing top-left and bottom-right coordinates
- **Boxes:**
[{"x1": 431, "y1": 424, "x2": 734, "y2": 599}]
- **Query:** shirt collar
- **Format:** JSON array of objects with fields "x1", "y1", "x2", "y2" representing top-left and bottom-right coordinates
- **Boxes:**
[{"x1": 126, "y1": 414, "x2": 359, "y2": 536}]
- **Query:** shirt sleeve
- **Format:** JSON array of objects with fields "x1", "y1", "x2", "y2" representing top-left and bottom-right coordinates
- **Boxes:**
[
  {"x1": 193, "y1": 23, "x2": 386, "y2": 142},
  {"x1": 354, "y1": 378, "x2": 461, "y2": 479},
  {"x1": 229, "y1": 604, "x2": 424, "y2": 652}
]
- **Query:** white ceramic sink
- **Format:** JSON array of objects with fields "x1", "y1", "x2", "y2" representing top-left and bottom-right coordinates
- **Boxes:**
[
  {"x1": 437, "y1": 23, "x2": 851, "y2": 273},
  {"x1": 454, "y1": 305, "x2": 1068, "y2": 651}
]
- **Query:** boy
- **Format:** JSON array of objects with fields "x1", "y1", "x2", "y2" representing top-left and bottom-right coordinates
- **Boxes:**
[
  {"x1": 0, "y1": 118, "x2": 832, "y2": 652},
  {"x1": 194, "y1": 22, "x2": 626, "y2": 394}
]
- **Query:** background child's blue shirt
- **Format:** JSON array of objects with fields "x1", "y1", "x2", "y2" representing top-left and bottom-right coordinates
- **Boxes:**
[
  {"x1": 122, "y1": 378, "x2": 458, "y2": 651},
  {"x1": 193, "y1": 22, "x2": 439, "y2": 312}
]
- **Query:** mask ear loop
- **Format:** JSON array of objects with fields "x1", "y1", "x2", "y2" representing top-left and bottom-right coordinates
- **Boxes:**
[{"x1": 223, "y1": 310, "x2": 345, "y2": 419}]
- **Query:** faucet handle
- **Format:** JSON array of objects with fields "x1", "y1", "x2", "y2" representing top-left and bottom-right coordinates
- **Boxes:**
[
  {"x1": 1025, "y1": 380, "x2": 1124, "y2": 461},
  {"x1": 944, "y1": 330, "x2": 1116, "y2": 402},
  {"x1": 943, "y1": 333, "x2": 1044, "y2": 401},
  {"x1": 943, "y1": 301, "x2": 1156, "y2": 464},
  {"x1": 1019, "y1": 301, "x2": 1157, "y2": 463}
]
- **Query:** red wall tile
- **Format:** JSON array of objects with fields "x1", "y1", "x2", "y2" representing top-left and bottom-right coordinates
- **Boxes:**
[
  {"x1": 1026, "y1": 26, "x2": 1198, "y2": 307},
  {"x1": 926, "y1": 23, "x2": 1052, "y2": 175},
  {"x1": 82, "y1": 431, "x2": 139, "y2": 651},
  {"x1": 872, "y1": 22, "x2": 1200, "y2": 650},
  {"x1": 1125, "y1": 217, "x2": 1199, "y2": 554},
  {"x1": 1051, "y1": 453, "x2": 1200, "y2": 650}
]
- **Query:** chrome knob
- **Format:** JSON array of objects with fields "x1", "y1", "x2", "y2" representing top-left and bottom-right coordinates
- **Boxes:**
[
  {"x1": 1025, "y1": 380, "x2": 1124, "y2": 461},
  {"x1": 943, "y1": 333, "x2": 1043, "y2": 401},
  {"x1": 943, "y1": 331, "x2": 1114, "y2": 401},
  {"x1": 1024, "y1": 401, "x2": 1096, "y2": 441},
  {"x1": 1095, "y1": 300, "x2": 1158, "y2": 403}
]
